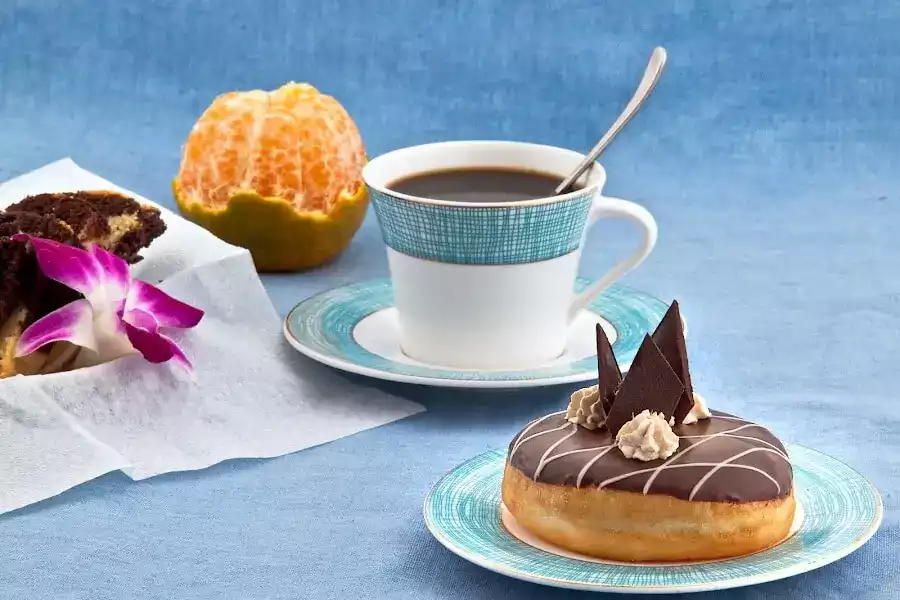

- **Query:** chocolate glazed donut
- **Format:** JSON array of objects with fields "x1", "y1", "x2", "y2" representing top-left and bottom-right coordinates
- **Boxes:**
[
  {"x1": 502, "y1": 409, "x2": 796, "y2": 562},
  {"x1": 507, "y1": 410, "x2": 792, "y2": 503}
]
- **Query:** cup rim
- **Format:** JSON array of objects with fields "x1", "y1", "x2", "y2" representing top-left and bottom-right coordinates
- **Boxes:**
[{"x1": 362, "y1": 140, "x2": 606, "y2": 208}]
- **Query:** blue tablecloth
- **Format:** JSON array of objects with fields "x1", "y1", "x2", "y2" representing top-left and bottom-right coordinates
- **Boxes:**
[{"x1": 1, "y1": 1, "x2": 897, "y2": 598}]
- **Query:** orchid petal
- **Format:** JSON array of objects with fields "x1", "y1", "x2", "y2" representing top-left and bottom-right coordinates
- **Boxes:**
[
  {"x1": 125, "y1": 308, "x2": 159, "y2": 334},
  {"x1": 87, "y1": 244, "x2": 131, "y2": 302},
  {"x1": 162, "y1": 334, "x2": 192, "y2": 371},
  {"x1": 12, "y1": 235, "x2": 101, "y2": 296},
  {"x1": 15, "y1": 235, "x2": 201, "y2": 370},
  {"x1": 124, "y1": 322, "x2": 191, "y2": 371},
  {"x1": 123, "y1": 310, "x2": 193, "y2": 370},
  {"x1": 124, "y1": 280, "x2": 204, "y2": 329},
  {"x1": 92, "y1": 306, "x2": 138, "y2": 361},
  {"x1": 123, "y1": 322, "x2": 172, "y2": 363},
  {"x1": 16, "y1": 299, "x2": 98, "y2": 356}
]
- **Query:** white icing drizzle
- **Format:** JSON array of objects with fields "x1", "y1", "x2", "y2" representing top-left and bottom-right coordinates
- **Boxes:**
[
  {"x1": 510, "y1": 422, "x2": 570, "y2": 461},
  {"x1": 510, "y1": 412, "x2": 561, "y2": 448},
  {"x1": 688, "y1": 447, "x2": 789, "y2": 500},
  {"x1": 533, "y1": 425, "x2": 578, "y2": 479},
  {"x1": 538, "y1": 444, "x2": 616, "y2": 471},
  {"x1": 640, "y1": 422, "x2": 765, "y2": 494},
  {"x1": 597, "y1": 462, "x2": 781, "y2": 490},
  {"x1": 589, "y1": 419, "x2": 791, "y2": 496},
  {"x1": 510, "y1": 412, "x2": 790, "y2": 500},
  {"x1": 576, "y1": 446, "x2": 618, "y2": 487},
  {"x1": 508, "y1": 412, "x2": 566, "y2": 460},
  {"x1": 680, "y1": 432, "x2": 789, "y2": 457},
  {"x1": 511, "y1": 417, "x2": 617, "y2": 483}
]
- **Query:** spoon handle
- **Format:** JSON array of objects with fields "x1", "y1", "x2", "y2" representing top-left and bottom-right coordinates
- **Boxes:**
[{"x1": 555, "y1": 47, "x2": 668, "y2": 195}]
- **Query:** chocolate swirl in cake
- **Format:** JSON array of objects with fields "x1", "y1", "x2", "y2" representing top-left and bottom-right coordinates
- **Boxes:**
[
  {"x1": 7, "y1": 191, "x2": 165, "y2": 263},
  {"x1": 507, "y1": 409, "x2": 792, "y2": 503},
  {"x1": 0, "y1": 213, "x2": 77, "y2": 326}
]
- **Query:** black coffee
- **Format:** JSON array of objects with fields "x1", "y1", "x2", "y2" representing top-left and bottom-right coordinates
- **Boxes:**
[{"x1": 388, "y1": 167, "x2": 576, "y2": 203}]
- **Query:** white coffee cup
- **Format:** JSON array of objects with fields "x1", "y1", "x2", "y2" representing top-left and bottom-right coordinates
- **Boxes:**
[{"x1": 364, "y1": 141, "x2": 657, "y2": 370}]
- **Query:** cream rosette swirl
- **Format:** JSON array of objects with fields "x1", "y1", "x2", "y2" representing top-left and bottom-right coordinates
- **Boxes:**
[
  {"x1": 615, "y1": 410, "x2": 679, "y2": 461},
  {"x1": 565, "y1": 384, "x2": 606, "y2": 429}
]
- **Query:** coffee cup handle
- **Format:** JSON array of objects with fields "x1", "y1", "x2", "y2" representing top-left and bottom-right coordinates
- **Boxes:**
[{"x1": 568, "y1": 196, "x2": 658, "y2": 321}]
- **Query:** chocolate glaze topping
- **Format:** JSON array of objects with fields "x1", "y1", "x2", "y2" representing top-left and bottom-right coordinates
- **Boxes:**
[{"x1": 507, "y1": 410, "x2": 792, "y2": 503}]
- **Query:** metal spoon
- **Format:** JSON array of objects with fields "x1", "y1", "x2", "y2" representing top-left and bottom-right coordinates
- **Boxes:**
[{"x1": 555, "y1": 46, "x2": 668, "y2": 195}]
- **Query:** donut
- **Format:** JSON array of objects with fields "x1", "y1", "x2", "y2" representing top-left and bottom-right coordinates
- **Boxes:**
[
  {"x1": 500, "y1": 301, "x2": 794, "y2": 562},
  {"x1": 502, "y1": 408, "x2": 794, "y2": 562}
]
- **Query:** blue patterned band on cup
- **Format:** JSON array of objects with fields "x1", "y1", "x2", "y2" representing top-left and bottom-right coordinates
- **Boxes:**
[{"x1": 369, "y1": 188, "x2": 595, "y2": 265}]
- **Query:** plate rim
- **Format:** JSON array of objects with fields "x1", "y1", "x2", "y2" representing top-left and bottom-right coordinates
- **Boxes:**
[
  {"x1": 283, "y1": 311, "x2": 601, "y2": 389},
  {"x1": 422, "y1": 445, "x2": 883, "y2": 594},
  {"x1": 283, "y1": 278, "x2": 671, "y2": 389}
]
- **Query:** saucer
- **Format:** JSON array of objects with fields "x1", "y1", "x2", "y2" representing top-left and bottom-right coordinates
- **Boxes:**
[
  {"x1": 283, "y1": 278, "x2": 671, "y2": 388},
  {"x1": 424, "y1": 445, "x2": 882, "y2": 594}
]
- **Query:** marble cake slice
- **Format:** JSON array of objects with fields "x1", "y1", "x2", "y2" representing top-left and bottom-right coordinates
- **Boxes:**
[
  {"x1": 0, "y1": 191, "x2": 167, "y2": 377},
  {"x1": 7, "y1": 190, "x2": 166, "y2": 263}
]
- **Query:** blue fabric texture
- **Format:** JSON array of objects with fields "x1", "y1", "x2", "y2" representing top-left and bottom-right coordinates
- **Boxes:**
[{"x1": 1, "y1": 0, "x2": 898, "y2": 598}]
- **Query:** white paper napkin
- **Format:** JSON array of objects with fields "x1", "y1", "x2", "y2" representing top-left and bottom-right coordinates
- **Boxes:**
[{"x1": 0, "y1": 159, "x2": 424, "y2": 512}]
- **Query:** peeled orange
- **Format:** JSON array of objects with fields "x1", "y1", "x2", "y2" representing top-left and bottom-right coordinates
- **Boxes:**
[{"x1": 173, "y1": 83, "x2": 368, "y2": 271}]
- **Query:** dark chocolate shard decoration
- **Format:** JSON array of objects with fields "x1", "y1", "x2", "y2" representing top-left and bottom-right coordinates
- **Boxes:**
[
  {"x1": 604, "y1": 335, "x2": 684, "y2": 437},
  {"x1": 652, "y1": 301, "x2": 694, "y2": 424},
  {"x1": 595, "y1": 323, "x2": 622, "y2": 415}
]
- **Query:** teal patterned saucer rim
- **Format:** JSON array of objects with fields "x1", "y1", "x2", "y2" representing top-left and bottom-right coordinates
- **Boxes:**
[
  {"x1": 423, "y1": 444, "x2": 882, "y2": 594},
  {"x1": 283, "y1": 278, "x2": 668, "y2": 388}
]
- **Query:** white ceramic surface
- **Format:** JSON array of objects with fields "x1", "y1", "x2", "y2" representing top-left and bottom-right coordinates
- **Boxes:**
[
  {"x1": 364, "y1": 141, "x2": 658, "y2": 370},
  {"x1": 354, "y1": 305, "x2": 613, "y2": 371},
  {"x1": 283, "y1": 279, "x2": 673, "y2": 389}
]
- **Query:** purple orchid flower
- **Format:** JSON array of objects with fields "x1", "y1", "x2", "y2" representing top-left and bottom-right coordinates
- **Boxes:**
[{"x1": 12, "y1": 235, "x2": 204, "y2": 371}]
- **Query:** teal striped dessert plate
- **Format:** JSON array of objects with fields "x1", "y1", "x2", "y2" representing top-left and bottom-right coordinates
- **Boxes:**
[{"x1": 423, "y1": 445, "x2": 882, "y2": 594}]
